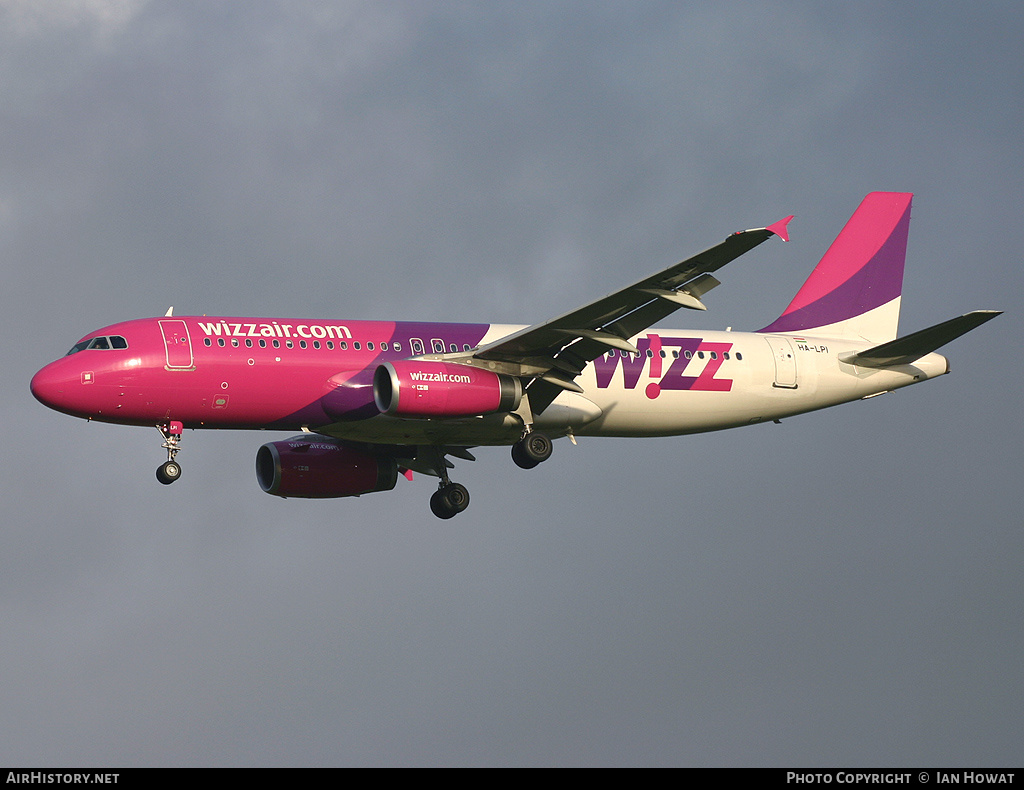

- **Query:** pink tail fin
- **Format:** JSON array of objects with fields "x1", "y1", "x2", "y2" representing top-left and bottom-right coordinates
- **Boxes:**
[{"x1": 759, "y1": 192, "x2": 913, "y2": 343}]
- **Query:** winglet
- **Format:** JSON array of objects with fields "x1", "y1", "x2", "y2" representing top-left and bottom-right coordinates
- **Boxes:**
[{"x1": 766, "y1": 215, "x2": 794, "y2": 242}]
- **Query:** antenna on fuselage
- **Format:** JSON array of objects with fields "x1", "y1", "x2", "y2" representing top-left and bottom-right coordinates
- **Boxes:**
[{"x1": 164, "y1": 307, "x2": 174, "y2": 317}]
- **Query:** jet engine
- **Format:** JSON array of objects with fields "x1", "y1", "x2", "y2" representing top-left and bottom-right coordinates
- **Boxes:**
[
  {"x1": 373, "y1": 361, "x2": 521, "y2": 418},
  {"x1": 256, "y1": 436, "x2": 398, "y2": 498}
]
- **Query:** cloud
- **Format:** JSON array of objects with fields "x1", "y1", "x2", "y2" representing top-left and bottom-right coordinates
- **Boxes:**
[
  {"x1": 1, "y1": 0, "x2": 148, "y2": 39},
  {"x1": 5, "y1": 1, "x2": 1023, "y2": 766}
]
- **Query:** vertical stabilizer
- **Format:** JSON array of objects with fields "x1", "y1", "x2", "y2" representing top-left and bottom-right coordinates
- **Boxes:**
[{"x1": 759, "y1": 192, "x2": 913, "y2": 343}]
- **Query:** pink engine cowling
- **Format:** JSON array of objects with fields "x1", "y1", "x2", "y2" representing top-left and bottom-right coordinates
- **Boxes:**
[
  {"x1": 373, "y1": 361, "x2": 522, "y2": 418},
  {"x1": 256, "y1": 437, "x2": 398, "y2": 498}
]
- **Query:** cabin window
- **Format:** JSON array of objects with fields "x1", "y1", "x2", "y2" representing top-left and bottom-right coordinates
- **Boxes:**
[
  {"x1": 327, "y1": 341, "x2": 334, "y2": 350},
  {"x1": 340, "y1": 341, "x2": 347, "y2": 350},
  {"x1": 204, "y1": 338, "x2": 212, "y2": 347},
  {"x1": 431, "y1": 339, "x2": 445, "y2": 353},
  {"x1": 259, "y1": 339, "x2": 266, "y2": 348},
  {"x1": 353, "y1": 342, "x2": 361, "y2": 350},
  {"x1": 411, "y1": 339, "x2": 424, "y2": 355},
  {"x1": 313, "y1": 341, "x2": 320, "y2": 349},
  {"x1": 736, "y1": 352, "x2": 743, "y2": 361},
  {"x1": 245, "y1": 339, "x2": 252, "y2": 348},
  {"x1": 367, "y1": 342, "x2": 374, "y2": 351},
  {"x1": 710, "y1": 352, "x2": 717, "y2": 360},
  {"x1": 218, "y1": 338, "x2": 226, "y2": 347},
  {"x1": 273, "y1": 340, "x2": 280, "y2": 349},
  {"x1": 286, "y1": 340, "x2": 293, "y2": 349},
  {"x1": 450, "y1": 343, "x2": 458, "y2": 353},
  {"x1": 231, "y1": 339, "x2": 239, "y2": 348},
  {"x1": 299, "y1": 340, "x2": 307, "y2": 349},
  {"x1": 380, "y1": 342, "x2": 388, "y2": 351},
  {"x1": 393, "y1": 342, "x2": 402, "y2": 352}
]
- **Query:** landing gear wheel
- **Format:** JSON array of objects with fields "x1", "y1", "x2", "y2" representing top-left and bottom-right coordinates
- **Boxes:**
[
  {"x1": 156, "y1": 460, "x2": 182, "y2": 485},
  {"x1": 512, "y1": 431, "x2": 552, "y2": 469},
  {"x1": 429, "y1": 490, "x2": 453, "y2": 519},
  {"x1": 429, "y1": 483, "x2": 470, "y2": 519},
  {"x1": 443, "y1": 483, "x2": 470, "y2": 513},
  {"x1": 511, "y1": 443, "x2": 539, "y2": 469}
]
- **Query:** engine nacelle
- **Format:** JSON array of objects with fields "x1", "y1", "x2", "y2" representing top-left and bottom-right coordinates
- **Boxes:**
[
  {"x1": 256, "y1": 437, "x2": 398, "y2": 498},
  {"x1": 373, "y1": 360, "x2": 522, "y2": 418}
]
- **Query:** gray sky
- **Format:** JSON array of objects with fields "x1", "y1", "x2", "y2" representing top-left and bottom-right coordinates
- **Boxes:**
[{"x1": 3, "y1": 0, "x2": 1022, "y2": 767}]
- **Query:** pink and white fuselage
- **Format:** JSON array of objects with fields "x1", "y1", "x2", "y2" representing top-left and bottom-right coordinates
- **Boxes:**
[
  {"x1": 31, "y1": 316, "x2": 949, "y2": 442},
  {"x1": 30, "y1": 193, "x2": 997, "y2": 518}
]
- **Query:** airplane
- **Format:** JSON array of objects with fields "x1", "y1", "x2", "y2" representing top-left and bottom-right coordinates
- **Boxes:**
[{"x1": 31, "y1": 192, "x2": 1000, "y2": 518}]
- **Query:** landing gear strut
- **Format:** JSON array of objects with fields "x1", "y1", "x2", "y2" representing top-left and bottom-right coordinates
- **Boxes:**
[
  {"x1": 156, "y1": 421, "x2": 183, "y2": 485},
  {"x1": 511, "y1": 430, "x2": 552, "y2": 469},
  {"x1": 427, "y1": 448, "x2": 471, "y2": 519}
]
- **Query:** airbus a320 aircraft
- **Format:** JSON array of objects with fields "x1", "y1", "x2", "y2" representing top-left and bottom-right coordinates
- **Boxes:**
[{"x1": 32, "y1": 192, "x2": 999, "y2": 518}]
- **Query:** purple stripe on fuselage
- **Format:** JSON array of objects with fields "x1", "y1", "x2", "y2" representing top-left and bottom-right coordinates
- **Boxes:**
[
  {"x1": 296, "y1": 321, "x2": 494, "y2": 425},
  {"x1": 384, "y1": 322, "x2": 492, "y2": 349}
]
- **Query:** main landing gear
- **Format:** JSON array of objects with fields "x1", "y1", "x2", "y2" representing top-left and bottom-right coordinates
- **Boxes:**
[
  {"x1": 428, "y1": 450, "x2": 470, "y2": 519},
  {"x1": 424, "y1": 431, "x2": 553, "y2": 519},
  {"x1": 156, "y1": 421, "x2": 183, "y2": 485},
  {"x1": 511, "y1": 430, "x2": 552, "y2": 470},
  {"x1": 430, "y1": 482, "x2": 470, "y2": 520}
]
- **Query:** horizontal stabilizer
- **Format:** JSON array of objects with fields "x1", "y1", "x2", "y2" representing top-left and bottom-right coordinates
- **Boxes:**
[{"x1": 839, "y1": 310, "x2": 1001, "y2": 368}]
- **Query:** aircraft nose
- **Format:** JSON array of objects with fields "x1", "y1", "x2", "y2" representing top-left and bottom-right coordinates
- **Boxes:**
[{"x1": 30, "y1": 362, "x2": 75, "y2": 412}]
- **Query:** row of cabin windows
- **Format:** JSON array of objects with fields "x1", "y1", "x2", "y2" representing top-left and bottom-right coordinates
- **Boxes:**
[
  {"x1": 198, "y1": 338, "x2": 744, "y2": 361},
  {"x1": 62, "y1": 334, "x2": 742, "y2": 362},
  {"x1": 66, "y1": 335, "x2": 129, "y2": 355},
  {"x1": 610, "y1": 349, "x2": 743, "y2": 361},
  {"x1": 202, "y1": 337, "x2": 475, "y2": 353}
]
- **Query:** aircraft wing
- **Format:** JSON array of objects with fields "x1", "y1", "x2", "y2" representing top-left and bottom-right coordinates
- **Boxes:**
[{"x1": 469, "y1": 217, "x2": 793, "y2": 410}]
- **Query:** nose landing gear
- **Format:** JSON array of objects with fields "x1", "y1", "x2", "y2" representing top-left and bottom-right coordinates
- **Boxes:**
[{"x1": 156, "y1": 421, "x2": 184, "y2": 485}]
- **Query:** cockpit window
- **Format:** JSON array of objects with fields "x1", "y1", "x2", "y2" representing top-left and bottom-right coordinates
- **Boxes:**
[{"x1": 65, "y1": 335, "x2": 128, "y2": 355}]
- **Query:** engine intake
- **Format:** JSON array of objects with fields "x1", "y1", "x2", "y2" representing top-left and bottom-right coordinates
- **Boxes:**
[
  {"x1": 256, "y1": 437, "x2": 398, "y2": 498},
  {"x1": 374, "y1": 361, "x2": 521, "y2": 418}
]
